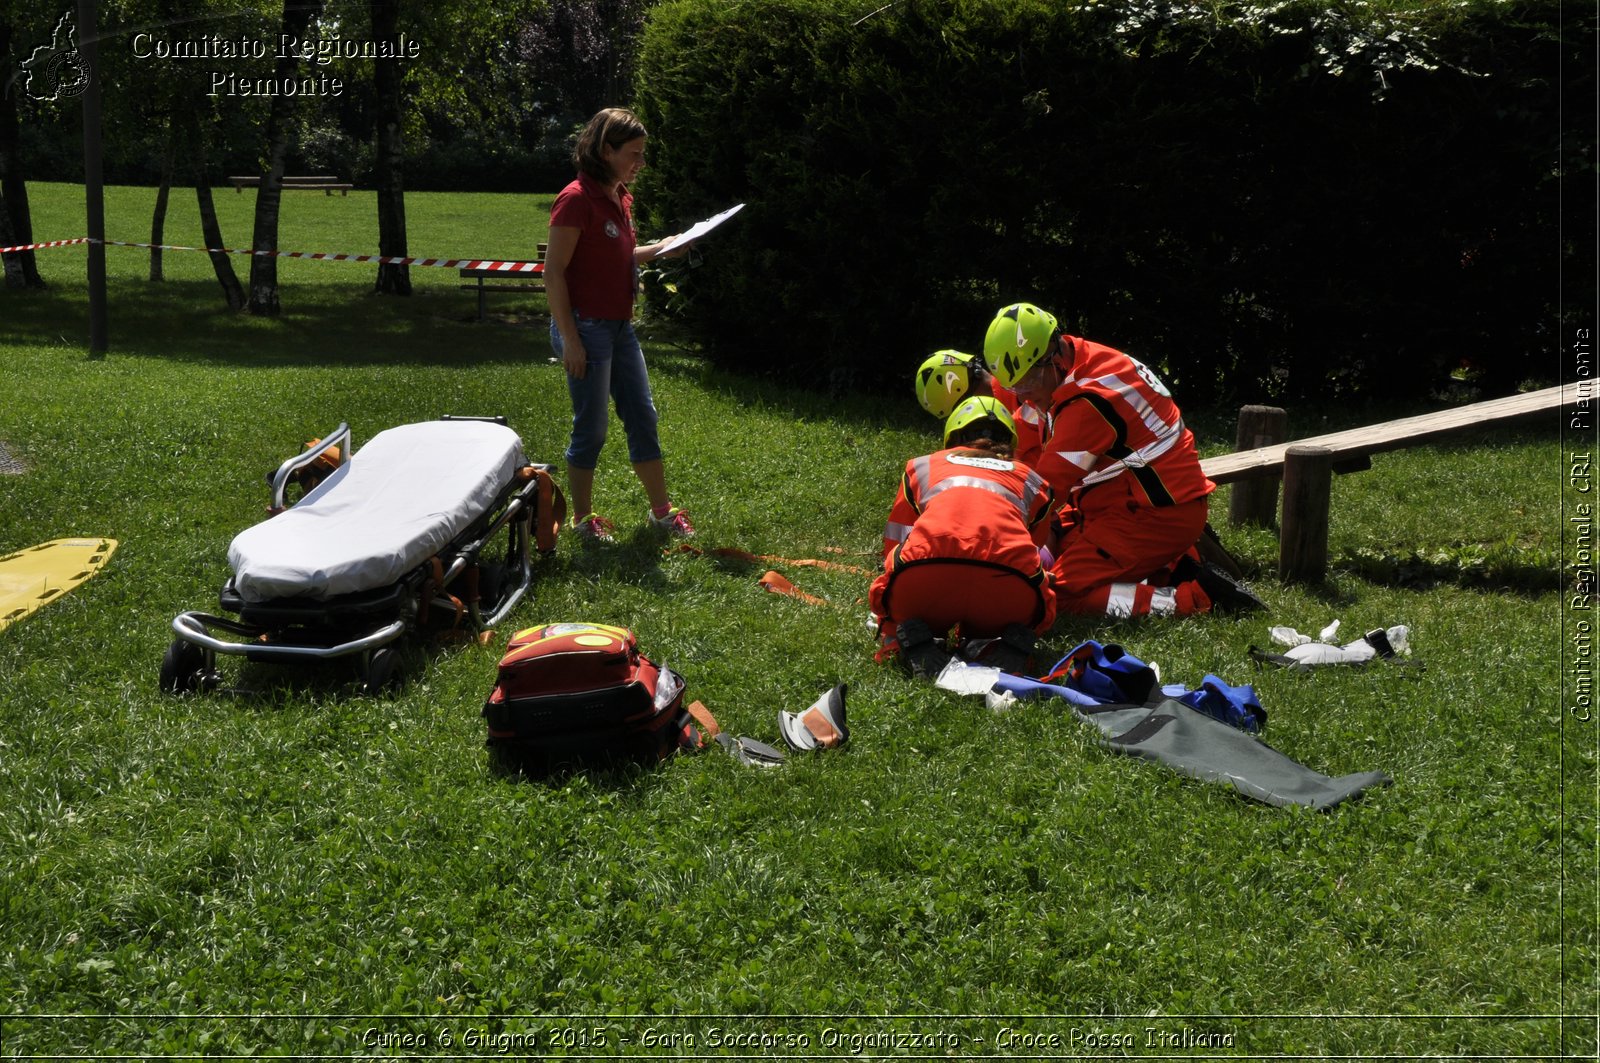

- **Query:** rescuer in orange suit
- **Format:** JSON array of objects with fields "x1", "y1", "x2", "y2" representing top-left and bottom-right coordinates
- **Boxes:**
[
  {"x1": 913, "y1": 349, "x2": 1046, "y2": 469},
  {"x1": 871, "y1": 396, "x2": 1057, "y2": 674},
  {"x1": 982, "y1": 302, "x2": 1263, "y2": 619}
]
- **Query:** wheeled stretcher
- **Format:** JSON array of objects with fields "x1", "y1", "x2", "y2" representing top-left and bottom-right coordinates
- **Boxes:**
[{"x1": 161, "y1": 416, "x2": 564, "y2": 694}]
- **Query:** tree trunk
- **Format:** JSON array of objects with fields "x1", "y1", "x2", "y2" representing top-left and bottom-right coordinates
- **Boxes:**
[
  {"x1": 197, "y1": 182, "x2": 246, "y2": 311},
  {"x1": 371, "y1": 0, "x2": 411, "y2": 295},
  {"x1": 0, "y1": 186, "x2": 24, "y2": 289},
  {"x1": 0, "y1": 20, "x2": 44, "y2": 288},
  {"x1": 248, "y1": 0, "x2": 326, "y2": 316},
  {"x1": 149, "y1": 120, "x2": 178, "y2": 282},
  {"x1": 189, "y1": 116, "x2": 245, "y2": 311}
]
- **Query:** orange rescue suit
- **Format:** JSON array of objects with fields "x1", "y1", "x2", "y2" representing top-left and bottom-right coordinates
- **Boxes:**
[
  {"x1": 871, "y1": 447, "x2": 1057, "y2": 637},
  {"x1": 990, "y1": 381, "x2": 1046, "y2": 469},
  {"x1": 1039, "y1": 337, "x2": 1215, "y2": 618},
  {"x1": 1035, "y1": 336, "x2": 1214, "y2": 509}
]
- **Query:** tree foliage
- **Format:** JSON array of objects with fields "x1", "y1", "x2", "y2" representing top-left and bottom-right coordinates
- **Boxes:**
[{"x1": 633, "y1": 0, "x2": 1580, "y2": 402}]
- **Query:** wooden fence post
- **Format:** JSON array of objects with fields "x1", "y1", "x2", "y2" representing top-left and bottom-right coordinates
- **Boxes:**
[
  {"x1": 1279, "y1": 444, "x2": 1333, "y2": 583},
  {"x1": 1228, "y1": 405, "x2": 1288, "y2": 528}
]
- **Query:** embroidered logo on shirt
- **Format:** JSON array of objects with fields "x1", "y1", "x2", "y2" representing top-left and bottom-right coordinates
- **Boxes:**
[{"x1": 604, "y1": 220, "x2": 620, "y2": 238}]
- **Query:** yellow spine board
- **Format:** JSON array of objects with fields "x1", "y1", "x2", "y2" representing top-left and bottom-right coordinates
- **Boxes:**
[{"x1": 0, "y1": 538, "x2": 119, "y2": 632}]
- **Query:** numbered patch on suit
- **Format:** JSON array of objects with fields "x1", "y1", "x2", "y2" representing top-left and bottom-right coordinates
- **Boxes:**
[{"x1": 1130, "y1": 357, "x2": 1173, "y2": 398}]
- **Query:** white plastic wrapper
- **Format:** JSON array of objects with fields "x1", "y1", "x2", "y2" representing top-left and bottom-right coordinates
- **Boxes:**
[
  {"x1": 934, "y1": 657, "x2": 1004, "y2": 696},
  {"x1": 1271, "y1": 622, "x2": 1412, "y2": 666}
]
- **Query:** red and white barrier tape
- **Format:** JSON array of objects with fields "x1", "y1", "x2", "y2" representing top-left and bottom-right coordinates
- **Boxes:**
[
  {"x1": 0, "y1": 236, "x2": 543, "y2": 273},
  {"x1": 0, "y1": 237, "x2": 95, "y2": 252}
]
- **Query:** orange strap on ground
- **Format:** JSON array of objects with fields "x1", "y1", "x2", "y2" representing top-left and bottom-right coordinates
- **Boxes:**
[
  {"x1": 668, "y1": 543, "x2": 875, "y2": 577},
  {"x1": 758, "y1": 570, "x2": 830, "y2": 606}
]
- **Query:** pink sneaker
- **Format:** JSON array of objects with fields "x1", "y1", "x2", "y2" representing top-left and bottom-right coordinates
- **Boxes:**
[
  {"x1": 571, "y1": 513, "x2": 616, "y2": 543},
  {"x1": 648, "y1": 506, "x2": 695, "y2": 538}
]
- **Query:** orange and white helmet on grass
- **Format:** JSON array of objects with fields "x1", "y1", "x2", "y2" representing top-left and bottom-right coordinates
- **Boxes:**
[
  {"x1": 983, "y1": 302, "x2": 1059, "y2": 388},
  {"x1": 914, "y1": 350, "x2": 979, "y2": 419}
]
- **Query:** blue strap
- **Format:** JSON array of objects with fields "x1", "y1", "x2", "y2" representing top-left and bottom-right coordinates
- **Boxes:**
[
  {"x1": 1038, "y1": 640, "x2": 1159, "y2": 706},
  {"x1": 1000, "y1": 641, "x2": 1266, "y2": 733}
]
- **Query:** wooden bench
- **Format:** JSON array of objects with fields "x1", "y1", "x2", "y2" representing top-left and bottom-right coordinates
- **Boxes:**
[
  {"x1": 459, "y1": 244, "x2": 546, "y2": 322},
  {"x1": 228, "y1": 175, "x2": 353, "y2": 195},
  {"x1": 1200, "y1": 382, "x2": 1579, "y2": 582}
]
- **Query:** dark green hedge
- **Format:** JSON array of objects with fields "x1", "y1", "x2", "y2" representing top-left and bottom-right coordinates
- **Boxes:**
[{"x1": 633, "y1": 0, "x2": 1581, "y2": 403}]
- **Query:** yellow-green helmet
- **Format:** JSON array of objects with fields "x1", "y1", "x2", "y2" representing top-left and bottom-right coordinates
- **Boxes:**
[
  {"x1": 914, "y1": 350, "x2": 977, "y2": 419},
  {"x1": 943, "y1": 395, "x2": 1017, "y2": 449},
  {"x1": 983, "y1": 302, "x2": 1060, "y2": 388}
]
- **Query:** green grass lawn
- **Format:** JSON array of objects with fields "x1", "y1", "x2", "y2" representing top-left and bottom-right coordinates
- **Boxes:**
[{"x1": 0, "y1": 183, "x2": 1592, "y2": 1057}]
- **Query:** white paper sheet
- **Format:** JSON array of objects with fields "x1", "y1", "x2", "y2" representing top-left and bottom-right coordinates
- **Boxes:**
[{"x1": 654, "y1": 203, "x2": 745, "y2": 257}]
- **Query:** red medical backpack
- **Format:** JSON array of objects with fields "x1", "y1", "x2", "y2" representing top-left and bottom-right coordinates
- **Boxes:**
[{"x1": 482, "y1": 623, "x2": 715, "y2": 767}]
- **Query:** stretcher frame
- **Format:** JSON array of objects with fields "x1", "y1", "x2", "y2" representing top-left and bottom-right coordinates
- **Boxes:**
[{"x1": 161, "y1": 417, "x2": 561, "y2": 694}]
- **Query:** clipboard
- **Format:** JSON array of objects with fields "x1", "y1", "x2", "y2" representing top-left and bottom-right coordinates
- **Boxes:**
[{"x1": 654, "y1": 203, "x2": 745, "y2": 257}]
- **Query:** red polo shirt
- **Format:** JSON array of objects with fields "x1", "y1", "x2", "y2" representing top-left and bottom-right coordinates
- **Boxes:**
[{"x1": 549, "y1": 172, "x2": 637, "y2": 320}]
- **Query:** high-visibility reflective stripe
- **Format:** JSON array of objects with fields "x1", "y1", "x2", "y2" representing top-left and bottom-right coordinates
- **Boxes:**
[
  {"x1": 1057, "y1": 370, "x2": 1187, "y2": 497},
  {"x1": 1075, "y1": 416, "x2": 1190, "y2": 502},
  {"x1": 907, "y1": 454, "x2": 1049, "y2": 527},
  {"x1": 1080, "y1": 423, "x2": 1185, "y2": 480},
  {"x1": 1091, "y1": 370, "x2": 1174, "y2": 441},
  {"x1": 883, "y1": 520, "x2": 913, "y2": 544},
  {"x1": 1149, "y1": 587, "x2": 1179, "y2": 616},
  {"x1": 921, "y1": 475, "x2": 1027, "y2": 517},
  {"x1": 1057, "y1": 449, "x2": 1098, "y2": 471},
  {"x1": 1106, "y1": 583, "x2": 1139, "y2": 619},
  {"x1": 1020, "y1": 468, "x2": 1048, "y2": 519},
  {"x1": 906, "y1": 456, "x2": 932, "y2": 514}
]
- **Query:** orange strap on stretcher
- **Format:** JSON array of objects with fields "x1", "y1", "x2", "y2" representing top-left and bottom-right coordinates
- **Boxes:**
[
  {"x1": 420, "y1": 556, "x2": 466, "y2": 630},
  {"x1": 519, "y1": 465, "x2": 565, "y2": 554}
]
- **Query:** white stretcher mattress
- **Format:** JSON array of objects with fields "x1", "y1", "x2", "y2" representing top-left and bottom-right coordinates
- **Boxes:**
[{"x1": 228, "y1": 420, "x2": 526, "y2": 603}]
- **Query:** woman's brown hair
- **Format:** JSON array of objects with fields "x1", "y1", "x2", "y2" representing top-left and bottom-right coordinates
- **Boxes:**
[
  {"x1": 951, "y1": 439, "x2": 1015, "y2": 460},
  {"x1": 572, "y1": 108, "x2": 649, "y2": 184}
]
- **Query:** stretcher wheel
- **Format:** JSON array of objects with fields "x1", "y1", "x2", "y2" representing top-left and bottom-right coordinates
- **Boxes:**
[
  {"x1": 361, "y1": 646, "x2": 400, "y2": 694},
  {"x1": 159, "y1": 639, "x2": 206, "y2": 695}
]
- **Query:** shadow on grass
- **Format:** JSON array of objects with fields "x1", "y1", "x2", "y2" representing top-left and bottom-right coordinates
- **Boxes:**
[
  {"x1": 486, "y1": 745, "x2": 686, "y2": 793},
  {"x1": 1, "y1": 279, "x2": 549, "y2": 368},
  {"x1": 172, "y1": 625, "x2": 489, "y2": 705},
  {"x1": 5, "y1": 280, "x2": 927, "y2": 435},
  {"x1": 1336, "y1": 544, "x2": 1560, "y2": 596},
  {"x1": 1262, "y1": 547, "x2": 1558, "y2": 605}
]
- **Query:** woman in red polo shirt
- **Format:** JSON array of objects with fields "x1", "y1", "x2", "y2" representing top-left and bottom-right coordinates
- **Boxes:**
[{"x1": 545, "y1": 107, "x2": 694, "y2": 542}]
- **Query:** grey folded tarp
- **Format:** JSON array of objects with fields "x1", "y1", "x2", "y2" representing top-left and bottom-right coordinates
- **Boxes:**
[{"x1": 1075, "y1": 698, "x2": 1391, "y2": 810}]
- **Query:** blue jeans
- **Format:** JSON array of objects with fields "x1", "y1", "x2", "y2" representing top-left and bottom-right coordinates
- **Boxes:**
[{"x1": 551, "y1": 316, "x2": 662, "y2": 469}]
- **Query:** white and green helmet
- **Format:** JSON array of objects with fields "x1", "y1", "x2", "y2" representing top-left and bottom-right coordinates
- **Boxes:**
[
  {"x1": 914, "y1": 350, "x2": 978, "y2": 419},
  {"x1": 943, "y1": 395, "x2": 1017, "y2": 449},
  {"x1": 983, "y1": 302, "x2": 1059, "y2": 388}
]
